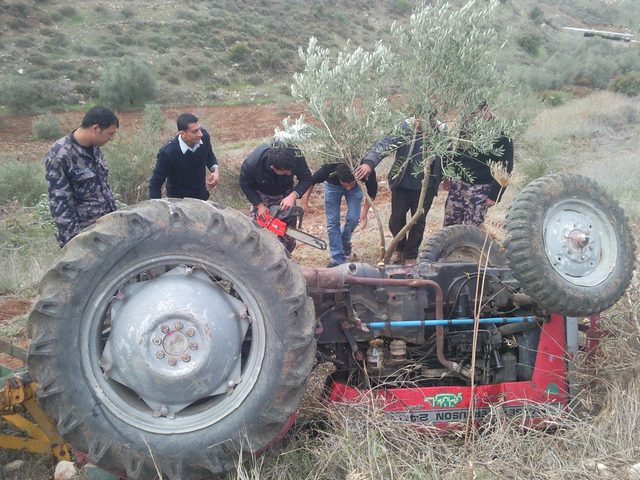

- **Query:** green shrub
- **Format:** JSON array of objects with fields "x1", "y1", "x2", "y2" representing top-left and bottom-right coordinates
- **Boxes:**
[
  {"x1": 32, "y1": 114, "x2": 63, "y2": 140},
  {"x1": 529, "y1": 6, "x2": 544, "y2": 24},
  {"x1": 228, "y1": 42, "x2": 250, "y2": 62},
  {"x1": 8, "y1": 17, "x2": 28, "y2": 29},
  {"x1": 182, "y1": 66, "x2": 201, "y2": 81},
  {"x1": 517, "y1": 33, "x2": 543, "y2": 56},
  {"x1": 99, "y1": 58, "x2": 157, "y2": 108},
  {"x1": 176, "y1": 10, "x2": 195, "y2": 20},
  {"x1": 81, "y1": 46, "x2": 100, "y2": 56},
  {"x1": 212, "y1": 74, "x2": 231, "y2": 86},
  {"x1": 142, "y1": 104, "x2": 165, "y2": 133},
  {"x1": 0, "y1": 200, "x2": 58, "y2": 294},
  {"x1": 103, "y1": 129, "x2": 161, "y2": 204},
  {"x1": 608, "y1": 72, "x2": 640, "y2": 97},
  {"x1": 122, "y1": 6, "x2": 135, "y2": 18},
  {"x1": 259, "y1": 47, "x2": 286, "y2": 72},
  {"x1": 248, "y1": 74, "x2": 264, "y2": 86},
  {"x1": 74, "y1": 83, "x2": 97, "y2": 97},
  {"x1": 0, "y1": 76, "x2": 58, "y2": 113},
  {"x1": 15, "y1": 37, "x2": 35, "y2": 48},
  {"x1": 27, "y1": 53, "x2": 50, "y2": 66},
  {"x1": 0, "y1": 160, "x2": 47, "y2": 207},
  {"x1": 9, "y1": 2, "x2": 29, "y2": 16},
  {"x1": 147, "y1": 34, "x2": 170, "y2": 52},
  {"x1": 58, "y1": 6, "x2": 77, "y2": 16},
  {"x1": 115, "y1": 34, "x2": 134, "y2": 46}
]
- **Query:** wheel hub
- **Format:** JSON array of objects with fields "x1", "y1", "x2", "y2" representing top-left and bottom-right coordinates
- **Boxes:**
[
  {"x1": 543, "y1": 200, "x2": 616, "y2": 286},
  {"x1": 100, "y1": 266, "x2": 250, "y2": 418}
]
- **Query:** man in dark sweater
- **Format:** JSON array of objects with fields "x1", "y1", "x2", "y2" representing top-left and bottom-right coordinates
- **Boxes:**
[
  {"x1": 239, "y1": 141, "x2": 312, "y2": 253},
  {"x1": 443, "y1": 104, "x2": 514, "y2": 227},
  {"x1": 148, "y1": 113, "x2": 219, "y2": 200},
  {"x1": 301, "y1": 163, "x2": 377, "y2": 266}
]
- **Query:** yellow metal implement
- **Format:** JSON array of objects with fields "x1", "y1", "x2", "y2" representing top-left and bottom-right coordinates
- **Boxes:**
[{"x1": 0, "y1": 341, "x2": 71, "y2": 461}]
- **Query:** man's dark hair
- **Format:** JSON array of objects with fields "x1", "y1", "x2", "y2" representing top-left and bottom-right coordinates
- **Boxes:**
[
  {"x1": 81, "y1": 106, "x2": 119, "y2": 129},
  {"x1": 267, "y1": 147, "x2": 297, "y2": 171},
  {"x1": 336, "y1": 163, "x2": 355, "y2": 183},
  {"x1": 177, "y1": 113, "x2": 198, "y2": 131}
]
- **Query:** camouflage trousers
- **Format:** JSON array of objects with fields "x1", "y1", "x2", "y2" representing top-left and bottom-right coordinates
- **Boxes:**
[
  {"x1": 443, "y1": 180, "x2": 492, "y2": 227},
  {"x1": 250, "y1": 190, "x2": 297, "y2": 254}
]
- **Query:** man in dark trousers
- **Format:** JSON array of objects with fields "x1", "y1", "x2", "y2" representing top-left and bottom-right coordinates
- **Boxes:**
[
  {"x1": 149, "y1": 113, "x2": 219, "y2": 200},
  {"x1": 45, "y1": 106, "x2": 119, "y2": 247},
  {"x1": 301, "y1": 163, "x2": 377, "y2": 267},
  {"x1": 239, "y1": 140, "x2": 312, "y2": 253},
  {"x1": 443, "y1": 103, "x2": 514, "y2": 227},
  {"x1": 357, "y1": 117, "x2": 443, "y2": 266}
]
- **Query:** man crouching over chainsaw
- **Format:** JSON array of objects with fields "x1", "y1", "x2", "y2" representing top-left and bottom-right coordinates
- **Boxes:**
[{"x1": 239, "y1": 139, "x2": 312, "y2": 253}]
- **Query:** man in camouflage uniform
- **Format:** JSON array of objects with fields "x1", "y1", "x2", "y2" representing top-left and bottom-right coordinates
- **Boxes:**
[
  {"x1": 45, "y1": 106, "x2": 119, "y2": 247},
  {"x1": 443, "y1": 103, "x2": 513, "y2": 227}
]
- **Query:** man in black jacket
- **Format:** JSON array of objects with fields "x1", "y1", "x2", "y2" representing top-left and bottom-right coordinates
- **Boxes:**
[
  {"x1": 443, "y1": 104, "x2": 513, "y2": 227},
  {"x1": 357, "y1": 117, "x2": 443, "y2": 266},
  {"x1": 148, "y1": 113, "x2": 219, "y2": 200},
  {"x1": 239, "y1": 141, "x2": 312, "y2": 253}
]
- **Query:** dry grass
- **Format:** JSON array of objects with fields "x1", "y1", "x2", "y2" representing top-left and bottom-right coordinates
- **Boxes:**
[
  {"x1": 524, "y1": 91, "x2": 639, "y2": 143},
  {"x1": 517, "y1": 92, "x2": 640, "y2": 191}
]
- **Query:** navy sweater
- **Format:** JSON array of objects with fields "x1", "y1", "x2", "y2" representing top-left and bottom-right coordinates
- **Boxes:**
[{"x1": 148, "y1": 129, "x2": 218, "y2": 200}]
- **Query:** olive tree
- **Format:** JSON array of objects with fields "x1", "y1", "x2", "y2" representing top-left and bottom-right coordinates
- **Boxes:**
[
  {"x1": 380, "y1": 0, "x2": 518, "y2": 262},
  {"x1": 289, "y1": 0, "x2": 519, "y2": 263},
  {"x1": 290, "y1": 36, "x2": 400, "y2": 258}
]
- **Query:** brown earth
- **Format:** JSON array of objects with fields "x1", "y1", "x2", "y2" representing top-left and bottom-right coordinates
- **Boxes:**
[
  {"x1": 0, "y1": 298, "x2": 31, "y2": 370},
  {"x1": 0, "y1": 102, "x2": 306, "y2": 163}
]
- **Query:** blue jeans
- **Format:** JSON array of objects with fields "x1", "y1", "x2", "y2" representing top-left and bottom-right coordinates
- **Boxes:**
[{"x1": 324, "y1": 182, "x2": 363, "y2": 265}]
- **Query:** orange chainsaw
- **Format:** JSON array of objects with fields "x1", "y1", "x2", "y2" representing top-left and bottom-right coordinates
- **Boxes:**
[{"x1": 256, "y1": 206, "x2": 327, "y2": 250}]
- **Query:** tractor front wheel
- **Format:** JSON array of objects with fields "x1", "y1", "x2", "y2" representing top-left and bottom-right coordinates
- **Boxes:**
[{"x1": 504, "y1": 173, "x2": 635, "y2": 316}]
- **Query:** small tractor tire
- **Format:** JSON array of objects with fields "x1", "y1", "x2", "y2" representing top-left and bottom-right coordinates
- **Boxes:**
[
  {"x1": 419, "y1": 224, "x2": 507, "y2": 266},
  {"x1": 28, "y1": 199, "x2": 316, "y2": 479},
  {"x1": 504, "y1": 173, "x2": 635, "y2": 316}
]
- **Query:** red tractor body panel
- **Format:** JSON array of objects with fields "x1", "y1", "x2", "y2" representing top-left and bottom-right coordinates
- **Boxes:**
[{"x1": 328, "y1": 314, "x2": 569, "y2": 426}]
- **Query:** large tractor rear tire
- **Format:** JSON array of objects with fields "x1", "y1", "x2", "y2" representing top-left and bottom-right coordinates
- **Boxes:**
[
  {"x1": 504, "y1": 173, "x2": 635, "y2": 316},
  {"x1": 28, "y1": 199, "x2": 316, "y2": 479},
  {"x1": 419, "y1": 224, "x2": 507, "y2": 266}
]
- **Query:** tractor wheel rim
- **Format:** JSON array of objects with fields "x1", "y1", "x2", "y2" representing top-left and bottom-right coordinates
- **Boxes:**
[
  {"x1": 543, "y1": 199, "x2": 617, "y2": 286},
  {"x1": 80, "y1": 255, "x2": 266, "y2": 434}
]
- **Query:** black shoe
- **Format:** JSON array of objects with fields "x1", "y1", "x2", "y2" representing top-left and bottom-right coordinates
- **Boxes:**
[{"x1": 343, "y1": 241, "x2": 352, "y2": 258}]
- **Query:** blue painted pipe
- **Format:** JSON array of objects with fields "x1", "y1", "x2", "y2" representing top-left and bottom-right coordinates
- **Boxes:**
[{"x1": 366, "y1": 316, "x2": 535, "y2": 329}]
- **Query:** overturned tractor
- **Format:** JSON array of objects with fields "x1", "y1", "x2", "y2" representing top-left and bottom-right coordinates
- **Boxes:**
[{"x1": 26, "y1": 173, "x2": 635, "y2": 479}]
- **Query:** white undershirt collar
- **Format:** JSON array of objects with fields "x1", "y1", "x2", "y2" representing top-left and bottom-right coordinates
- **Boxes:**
[{"x1": 178, "y1": 135, "x2": 202, "y2": 154}]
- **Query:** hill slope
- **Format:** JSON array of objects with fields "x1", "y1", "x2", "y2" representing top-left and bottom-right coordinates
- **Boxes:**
[{"x1": 0, "y1": 0, "x2": 638, "y2": 113}]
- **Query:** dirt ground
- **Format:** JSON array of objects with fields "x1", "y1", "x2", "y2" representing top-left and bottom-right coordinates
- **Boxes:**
[{"x1": 0, "y1": 103, "x2": 306, "y2": 163}]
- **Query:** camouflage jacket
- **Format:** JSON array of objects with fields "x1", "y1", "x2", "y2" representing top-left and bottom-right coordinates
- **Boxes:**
[{"x1": 45, "y1": 133, "x2": 116, "y2": 247}]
